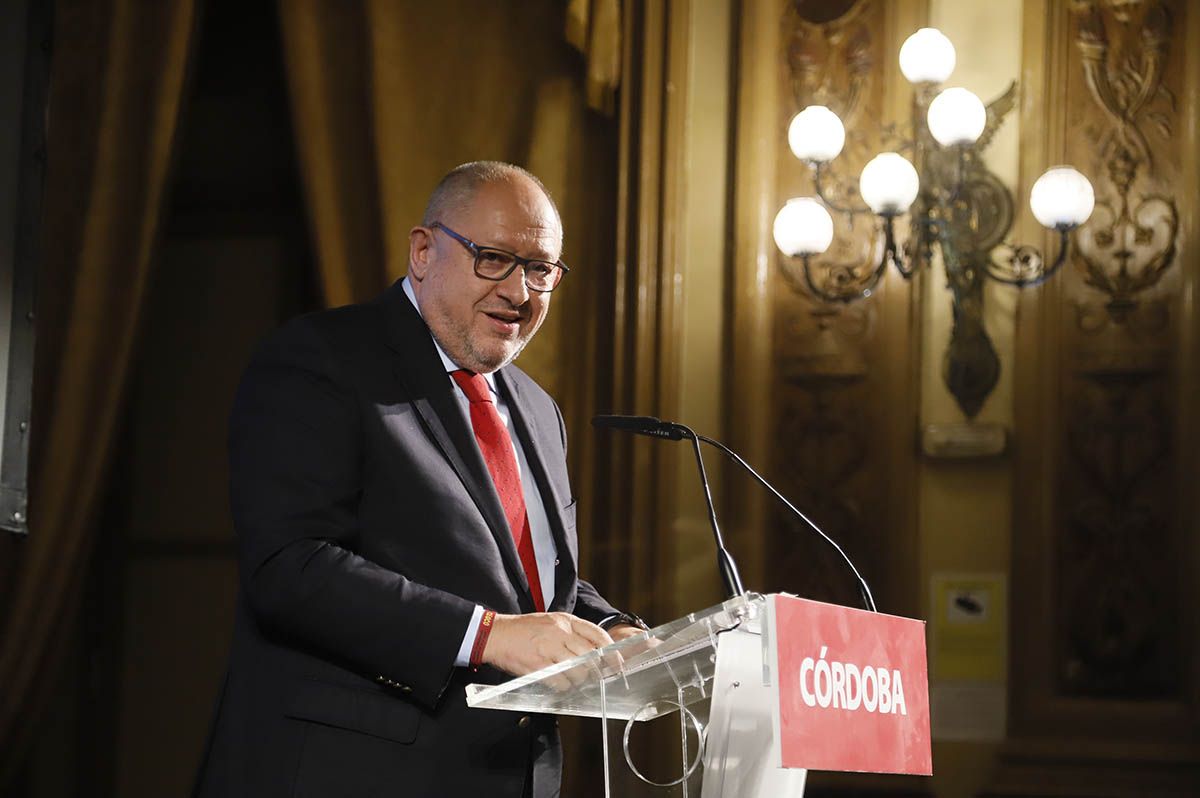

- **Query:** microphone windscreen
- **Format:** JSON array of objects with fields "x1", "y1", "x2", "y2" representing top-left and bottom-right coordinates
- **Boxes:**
[{"x1": 592, "y1": 414, "x2": 663, "y2": 431}]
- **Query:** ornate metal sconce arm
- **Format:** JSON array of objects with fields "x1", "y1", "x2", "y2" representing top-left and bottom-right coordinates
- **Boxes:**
[
  {"x1": 792, "y1": 213, "x2": 922, "y2": 305},
  {"x1": 984, "y1": 226, "x2": 1072, "y2": 287},
  {"x1": 882, "y1": 213, "x2": 920, "y2": 279},
  {"x1": 797, "y1": 253, "x2": 887, "y2": 304},
  {"x1": 811, "y1": 161, "x2": 874, "y2": 217}
]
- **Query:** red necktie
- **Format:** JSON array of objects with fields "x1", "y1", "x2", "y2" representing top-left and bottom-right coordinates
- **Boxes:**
[{"x1": 450, "y1": 370, "x2": 545, "y2": 612}]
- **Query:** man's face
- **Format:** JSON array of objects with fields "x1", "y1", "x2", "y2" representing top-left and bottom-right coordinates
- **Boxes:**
[{"x1": 409, "y1": 177, "x2": 561, "y2": 374}]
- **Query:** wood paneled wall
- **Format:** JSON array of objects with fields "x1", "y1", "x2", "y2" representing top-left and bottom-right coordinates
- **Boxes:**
[{"x1": 993, "y1": 0, "x2": 1200, "y2": 793}]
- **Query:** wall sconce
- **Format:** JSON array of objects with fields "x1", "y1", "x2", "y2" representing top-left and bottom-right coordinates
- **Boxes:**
[{"x1": 773, "y1": 26, "x2": 1096, "y2": 418}]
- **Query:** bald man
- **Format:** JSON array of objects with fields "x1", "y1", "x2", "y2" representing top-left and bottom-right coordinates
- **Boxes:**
[{"x1": 194, "y1": 162, "x2": 643, "y2": 798}]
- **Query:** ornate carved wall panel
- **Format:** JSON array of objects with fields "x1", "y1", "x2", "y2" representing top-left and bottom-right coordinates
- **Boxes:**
[
  {"x1": 998, "y1": 0, "x2": 1200, "y2": 793},
  {"x1": 765, "y1": 0, "x2": 920, "y2": 617},
  {"x1": 1058, "y1": 0, "x2": 1183, "y2": 701}
]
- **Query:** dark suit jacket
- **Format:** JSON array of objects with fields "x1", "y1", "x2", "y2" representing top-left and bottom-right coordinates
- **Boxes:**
[{"x1": 193, "y1": 279, "x2": 621, "y2": 797}]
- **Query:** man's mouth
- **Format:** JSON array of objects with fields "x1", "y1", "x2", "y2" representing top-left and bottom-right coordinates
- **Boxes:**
[{"x1": 482, "y1": 309, "x2": 523, "y2": 334}]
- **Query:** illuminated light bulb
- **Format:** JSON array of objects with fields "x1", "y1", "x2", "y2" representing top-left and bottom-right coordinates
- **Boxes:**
[
  {"x1": 859, "y1": 153, "x2": 920, "y2": 215},
  {"x1": 787, "y1": 105, "x2": 846, "y2": 163},
  {"x1": 1029, "y1": 166, "x2": 1095, "y2": 229},
  {"x1": 927, "y1": 87, "x2": 987, "y2": 146},
  {"x1": 773, "y1": 198, "x2": 834, "y2": 256},
  {"x1": 899, "y1": 28, "x2": 956, "y2": 84}
]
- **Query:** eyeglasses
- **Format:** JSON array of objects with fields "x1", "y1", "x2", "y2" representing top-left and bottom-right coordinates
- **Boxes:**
[{"x1": 430, "y1": 222, "x2": 569, "y2": 293}]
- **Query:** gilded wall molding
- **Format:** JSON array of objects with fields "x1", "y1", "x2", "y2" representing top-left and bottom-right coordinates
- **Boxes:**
[
  {"x1": 779, "y1": 0, "x2": 885, "y2": 326},
  {"x1": 770, "y1": 0, "x2": 887, "y2": 611},
  {"x1": 999, "y1": 0, "x2": 1198, "y2": 792},
  {"x1": 1057, "y1": 0, "x2": 1182, "y2": 699},
  {"x1": 1070, "y1": 0, "x2": 1179, "y2": 348},
  {"x1": 766, "y1": 0, "x2": 920, "y2": 617}
]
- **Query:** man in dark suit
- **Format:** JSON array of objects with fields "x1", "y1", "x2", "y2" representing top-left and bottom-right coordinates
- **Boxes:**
[{"x1": 194, "y1": 162, "x2": 643, "y2": 797}]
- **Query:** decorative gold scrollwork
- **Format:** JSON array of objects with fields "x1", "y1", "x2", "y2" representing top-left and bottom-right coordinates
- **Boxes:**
[
  {"x1": 987, "y1": 243, "x2": 1046, "y2": 286},
  {"x1": 782, "y1": 0, "x2": 883, "y2": 309},
  {"x1": 785, "y1": 1, "x2": 874, "y2": 125},
  {"x1": 1055, "y1": 0, "x2": 1183, "y2": 702},
  {"x1": 1070, "y1": 1, "x2": 1178, "y2": 322},
  {"x1": 1074, "y1": 193, "x2": 1178, "y2": 309}
]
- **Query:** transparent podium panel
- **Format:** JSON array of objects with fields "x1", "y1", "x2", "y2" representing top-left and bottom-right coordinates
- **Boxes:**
[
  {"x1": 466, "y1": 594, "x2": 761, "y2": 720},
  {"x1": 589, "y1": 694, "x2": 710, "y2": 796},
  {"x1": 467, "y1": 594, "x2": 766, "y2": 797}
]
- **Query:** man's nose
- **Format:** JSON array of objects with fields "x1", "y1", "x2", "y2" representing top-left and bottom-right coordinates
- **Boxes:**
[{"x1": 495, "y1": 264, "x2": 530, "y2": 305}]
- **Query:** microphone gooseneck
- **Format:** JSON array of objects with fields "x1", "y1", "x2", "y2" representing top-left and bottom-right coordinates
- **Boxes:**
[
  {"x1": 695, "y1": 433, "x2": 876, "y2": 613},
  {"x1": 681, "y1": 422, "x2": 745, "y2": 598},
  {"x1": 592, "y1": 415, "x2": 745, "y2": 599},
  {"x1": 592, "y1": 414, "x2": 877, "y2": 612}
]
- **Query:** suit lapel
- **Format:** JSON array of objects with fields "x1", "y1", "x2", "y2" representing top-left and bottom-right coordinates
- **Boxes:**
[
  {"x1": 497, "y1": 369, "x2": 578, "y2": 611},
  {"x1": 383, "y1": 282, "x2": 535, "y2": 611}
]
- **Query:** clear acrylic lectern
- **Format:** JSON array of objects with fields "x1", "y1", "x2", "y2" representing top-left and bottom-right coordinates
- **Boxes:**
[{"x1": 466, "y1": 593, "x2": 807, "y2": 797}]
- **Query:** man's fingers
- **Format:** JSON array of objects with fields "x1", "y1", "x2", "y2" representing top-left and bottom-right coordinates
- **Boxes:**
[
  {"x1": 543, "y1": 671, "x2": 574, "y2": 691},
  {"x1": 560, "y1": 637, "x2": 595, "y2": 660},
  {"x1": 568, "y1": 617, "x2": 614, "y2": 650},
  {"x1": 609, "y1": 623, "x2": 647, "y2": 642}
]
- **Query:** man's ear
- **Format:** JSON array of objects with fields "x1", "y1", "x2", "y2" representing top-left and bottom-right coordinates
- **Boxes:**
[{"x1": 409, "y1": 226, "x2": 433, "y2": 281}]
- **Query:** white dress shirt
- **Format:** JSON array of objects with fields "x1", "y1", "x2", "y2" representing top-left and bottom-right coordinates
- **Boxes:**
[{"x1": 401, "y1": 277, "x2": 557, "y2": 666}]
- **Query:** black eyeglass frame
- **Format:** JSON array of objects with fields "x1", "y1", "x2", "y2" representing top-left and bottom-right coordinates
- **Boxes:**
[{"x1": 430, "y1": 221, "x2": 569, "y2": 293}]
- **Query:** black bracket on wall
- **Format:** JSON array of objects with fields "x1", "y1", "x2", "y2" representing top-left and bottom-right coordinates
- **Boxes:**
[{"x1": 0, "y1": 0, "x2": 51, "y2": 535}]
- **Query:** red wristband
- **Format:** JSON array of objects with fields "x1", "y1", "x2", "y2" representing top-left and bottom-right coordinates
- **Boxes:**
[{"x1": 469, "y1": 610, "x2": 496, "y2": 668}]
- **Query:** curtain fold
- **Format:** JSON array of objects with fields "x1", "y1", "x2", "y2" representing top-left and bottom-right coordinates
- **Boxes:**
[
  {"x1": 0, "y1": 0, "x2": 196, "y2": 783},
  {"x1": 566, "y1": 0, "x2": 622, "y2": 115},
  {"x1": 278, "y1": 0, "x2": 621, "y2": 310},
  {"x1": 277, "y1": 1, "x2": 384, "y2": 308}
]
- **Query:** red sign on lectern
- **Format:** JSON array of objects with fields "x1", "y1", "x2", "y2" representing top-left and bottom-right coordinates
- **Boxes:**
[{"x1": 766, "y1": 594, "x2": 932, "y2": 775}]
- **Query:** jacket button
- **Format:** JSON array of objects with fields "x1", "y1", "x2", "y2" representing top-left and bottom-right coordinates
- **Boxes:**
[
  {"x1": 400, "y1": 685, "x2": 412, "y2": 693},
  {"x1": 518, "y1": 716, "x2": 531, "y2": 729}
]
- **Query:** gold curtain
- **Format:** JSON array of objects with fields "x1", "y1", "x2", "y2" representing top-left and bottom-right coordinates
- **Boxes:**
[
  {"x1": 277, "y1": 0, "x2": 621, "y2": 302},
  {"x1": 566, "y1": 0, "x2": 623, "y2": 115},
  {"x1": 0, "y1": 0, "x2": 196, "y2": 782}
]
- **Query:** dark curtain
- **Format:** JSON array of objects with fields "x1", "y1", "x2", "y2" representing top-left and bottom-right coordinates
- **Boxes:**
[{"x1": 0, "y1": 0, "x2": 197, "y2": 784}]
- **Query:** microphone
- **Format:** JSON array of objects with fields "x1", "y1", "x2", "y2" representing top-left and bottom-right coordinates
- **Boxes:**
[
  {"x1": 591, "y1": 415, "x2": 687, "y2": 441},
  {"x1": 592, "y1": 414, "x2": 877, "y2": 613},
  {"x1": 593, "y1": 415, "x2": 745, "y2": 599}
]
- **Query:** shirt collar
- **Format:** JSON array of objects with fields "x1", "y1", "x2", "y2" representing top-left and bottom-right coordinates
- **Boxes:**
[{"x1": 401, "y1": 276, "x2": 498, "y2": 395}]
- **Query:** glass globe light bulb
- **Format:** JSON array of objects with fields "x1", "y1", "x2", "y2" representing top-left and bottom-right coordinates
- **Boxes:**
[
  {"x1": 859, "y1": 153, "x2": 920, "y2": 215},
  {"x1": 787, "y1": 105, "x2": 846, "y2": 163},
  {"x1": 927, "y1": 87, "x2": 987, "y2": 146},
  {"x1": 773, "y1": 198, "x2": 834, "y2": 257},
  {"x1": 899, "y1": 28, "x2": 956, "y2": 84},
  {"x1": 1029, "y1": 166, "x2": 1095, "y2": 229}
]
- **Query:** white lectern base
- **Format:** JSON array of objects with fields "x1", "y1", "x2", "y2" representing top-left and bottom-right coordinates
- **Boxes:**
[{"x1": 702, "y1": 627, "x2": 807, "y2": 798}]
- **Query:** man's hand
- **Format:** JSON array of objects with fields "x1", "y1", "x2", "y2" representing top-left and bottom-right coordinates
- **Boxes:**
[
  {"x1": 482, "y1": 612, "x2": 614, "y2": 676},
  {"x1": 607, "y1": 623, "x2": 646, "y2": 642}
]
